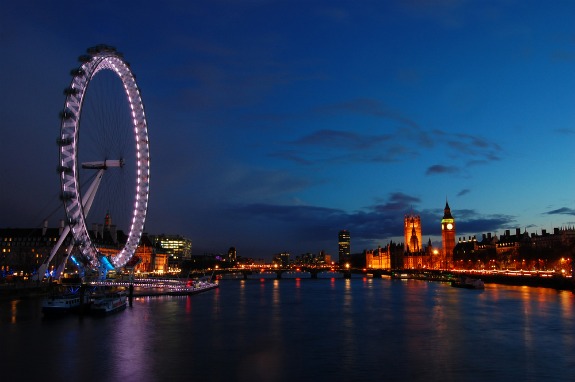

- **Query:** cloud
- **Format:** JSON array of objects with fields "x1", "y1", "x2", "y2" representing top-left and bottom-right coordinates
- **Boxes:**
[
  {"x1": 457, "y1": 188, "x2": 470, "y2": 196},
  {"x1": 438, "y1": 130, "x2": 502, "y2": 162},
  {"x1": 223, "y1": 192, "x2": 520, "y2": 255},
  {"x1": 457, "y1": 216, "x2": 517, "y2": 235},
  {"x1": 426, "y1": 165, "x2": 459, "y2": 175},
  {"x1": 545, "y1": 207, "x2": 575, "y2": 216},
  {"x1": 226, "y1": 192, "x2": 425, "y2": 252},
  {"x1": 372, "y1": 192, "x2": 421, "y2": 213},
  {"x1": 278, "y1": 98, "x2": 502, "y2": 175}
]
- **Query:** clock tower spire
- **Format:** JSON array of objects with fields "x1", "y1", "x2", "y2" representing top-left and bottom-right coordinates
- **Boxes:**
[{"x1": 441, "y1": 200, "x2": 455, "y2": 269}]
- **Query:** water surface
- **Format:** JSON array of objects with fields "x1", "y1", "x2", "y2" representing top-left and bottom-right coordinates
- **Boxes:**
[{"x1": 2, "y1": 278, "x2": 574, "y2": 381}]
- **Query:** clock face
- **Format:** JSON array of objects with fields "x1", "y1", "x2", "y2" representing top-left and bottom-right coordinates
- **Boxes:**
[{"x1": 447, "y1": 223, "x2": 453, "y2": 230}]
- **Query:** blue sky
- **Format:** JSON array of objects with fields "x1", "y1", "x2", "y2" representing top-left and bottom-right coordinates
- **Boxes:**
[{"x1": 1, "y1": 0, "x2": 574, "y2": 260}]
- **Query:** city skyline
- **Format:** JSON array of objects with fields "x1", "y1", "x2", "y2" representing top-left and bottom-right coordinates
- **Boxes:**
[{"x1": 1, "y1": 1, "x2": 574, "y2": 260}]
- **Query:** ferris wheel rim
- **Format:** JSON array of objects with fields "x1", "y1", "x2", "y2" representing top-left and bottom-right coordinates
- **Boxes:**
[{"x1": 58, "y1": 45, "x2": 150, "y2": 271}]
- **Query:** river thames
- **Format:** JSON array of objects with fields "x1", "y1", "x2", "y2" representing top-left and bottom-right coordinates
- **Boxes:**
[{"x1": 2, "y1": 277, "x2": 574, "y2": 382}]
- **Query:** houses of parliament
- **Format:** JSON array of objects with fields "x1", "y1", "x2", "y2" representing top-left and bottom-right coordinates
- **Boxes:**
[
  {"x1": 365, "y1": 201, "x2": 456, "y2": 270},
  {"x1": 364, "y1": 200, "x2": 574, "y2": 272}
]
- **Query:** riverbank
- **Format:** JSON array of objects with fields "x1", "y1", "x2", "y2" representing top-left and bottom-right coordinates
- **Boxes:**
[
  {"x1": 459, "y1": 272, "x2": 574, "y2": 291},
  {"x1": 0, "y1": 279, "x2": 220, "y2": 300}
]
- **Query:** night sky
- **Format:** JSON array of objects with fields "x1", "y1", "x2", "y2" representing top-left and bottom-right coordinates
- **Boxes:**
[{"x1": 1, "y1": 1, "x2": 574, "y2": 260}]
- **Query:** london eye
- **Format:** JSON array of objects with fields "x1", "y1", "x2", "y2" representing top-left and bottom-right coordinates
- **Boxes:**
[{"x1": 38, "y1": 45, "x2": 150, "y2": 280}]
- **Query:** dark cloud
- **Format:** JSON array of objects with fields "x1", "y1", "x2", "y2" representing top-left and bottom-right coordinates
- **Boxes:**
[
  {"x1": 441, "y1": 131, "x2": 502, "y2": 162},
  {"x1": 226, "y1": 192, "x2": 424, "y2": 253},
  {"x1": 390, "y1": 192, "x2": 421, "y2": 204},
  {"x1": 457, "y1": 189, "x2": 470, "y2": 196},
  {"x1": 426, "y1": 165, "x2": 459, "y2": 175},
  {"x1": 224, "y1": 195, "x2": 519, "y2": 255},
  {"x1": 545, "y1": 207, "x2": 575, "y2": 216},
  {"x1": 457, "y1": 216, "x2": 517, "y2": 236},
  {"x1": 279, "y1": 101, "x2": 502, "y2": 173}
]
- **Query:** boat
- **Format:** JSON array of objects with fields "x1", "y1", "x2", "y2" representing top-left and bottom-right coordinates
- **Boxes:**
[
  {"x1": 167, "y1": 278, "x2": 219, "y2": 296},
  {"x1": 42, "y1": 293, "x2": 86, "y2": 315},
  {"x1": 41, "y1": 286, "x2": 91, "y2": 315},
  {"x1": 451, "y1": 276, "x2": 485, "y2": 290},
  {"x1": 90, "y1": 291, "x2": 127, "y2": 315},
  {"x1": 391, "y1": 272, "x2": 415, "y2": 279}
]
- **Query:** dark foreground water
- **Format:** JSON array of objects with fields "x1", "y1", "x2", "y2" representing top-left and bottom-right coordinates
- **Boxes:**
[{"x1": 2, "y1": 277, "x2": 574, "y2": 382}]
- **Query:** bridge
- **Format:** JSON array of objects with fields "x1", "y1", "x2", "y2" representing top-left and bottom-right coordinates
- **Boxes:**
[
  {"x1": 212, "y1": 267, "x2": 575, "y2": 290},
  {"x1": 212, "y1": 267, "x2": 355, "y2": 280}
]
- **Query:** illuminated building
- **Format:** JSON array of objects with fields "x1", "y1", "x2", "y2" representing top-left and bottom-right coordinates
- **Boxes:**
[
  {"x1": 338, "y1": 230, "x2": 350, "y2": 265},
  {"x1": 365, "y1": 242, "x2": 404, "y2": 270},
  {"x1": 0, "y1": 221, "x2": 69, "y2": 277},
  {"x1": 273, "y1": 252, "x2": 290, "y2": 267},
  {"x1": 365, "y1": 246, "x2": 390, "y2": 269},
  {"x1": 228, "y1": 247, "x2": 237, "y2": 264},
  {"x1": 151, "y1": 234, "x2": 192, "y2": 270},
  {"x1": 404, "y1": 214, "x2": 422, "y2": 253},
  {"x1": 441, "y1": 200, "x2": 456, "y2": 268}
]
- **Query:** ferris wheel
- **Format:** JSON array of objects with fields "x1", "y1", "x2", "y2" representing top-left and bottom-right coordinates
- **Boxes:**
[{"x1": 39, "y1": 45, "x2": 150, "y2": 279}]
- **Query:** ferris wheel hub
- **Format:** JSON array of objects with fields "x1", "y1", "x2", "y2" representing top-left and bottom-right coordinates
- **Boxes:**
[{"x1": 81, "y1": 159, "x2": 124, "y2": 169}]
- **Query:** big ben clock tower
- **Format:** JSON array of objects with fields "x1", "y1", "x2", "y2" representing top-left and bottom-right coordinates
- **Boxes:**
[{"x1": 441, "y1": 200, "x2": 455, "y2": 269}]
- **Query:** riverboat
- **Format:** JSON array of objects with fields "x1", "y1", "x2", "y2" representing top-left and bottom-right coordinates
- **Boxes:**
[
  {"x1": 391, "y1": 272, "x2": 415, "y2": 279},
  {"x1": 90, "y1": 291, "x2": 127, "y2": 315},
  {"x1": 451, "y1": 276, "x2": 485, "y2": 290},
  {"x1": 41, "y1": 285, "x2": 91, "y2": 315},
  {"x1": 167, "y1": 279, "x2": 219, "y2": 295},
  {"x1": 41, "y1": 293, "x2": 87, "y2": 315}
]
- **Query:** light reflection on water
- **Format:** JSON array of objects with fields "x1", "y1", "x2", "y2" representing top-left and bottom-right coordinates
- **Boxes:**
[{"x1": 2, "y1": 279, "x2": 575, "y2": 382}]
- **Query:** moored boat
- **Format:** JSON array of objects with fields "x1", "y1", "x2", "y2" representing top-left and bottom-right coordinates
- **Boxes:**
[
  {"x1": 167, "y1": 279, "x2": 219, "y2": 295},
  {"x1": 42, "y1": 294, "x2": 84, "y2": 315},
  {"x1": 41, "y1": 285, "x2": 91, "y2": 315},
  {"x1": 391, "y1": 272, "x2": 415, "y2": 279},
  {"x1": 90, "y1": 291, "x2": 127, "y2": 315}
]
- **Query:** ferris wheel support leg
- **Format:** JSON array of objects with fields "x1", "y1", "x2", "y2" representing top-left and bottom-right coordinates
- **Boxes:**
[
  {"x1": 53, "y1": 239, "x2": 77, "y2": 280},
  {"x1": 35, "y1": 169, "x2": 105, "y2": 282},
  {"x1": 33, "y1": 224, "x2": 71, "y2": 281},
  {"x1": 82, "y1": 169, "x2": 105, "y2": 216}
]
